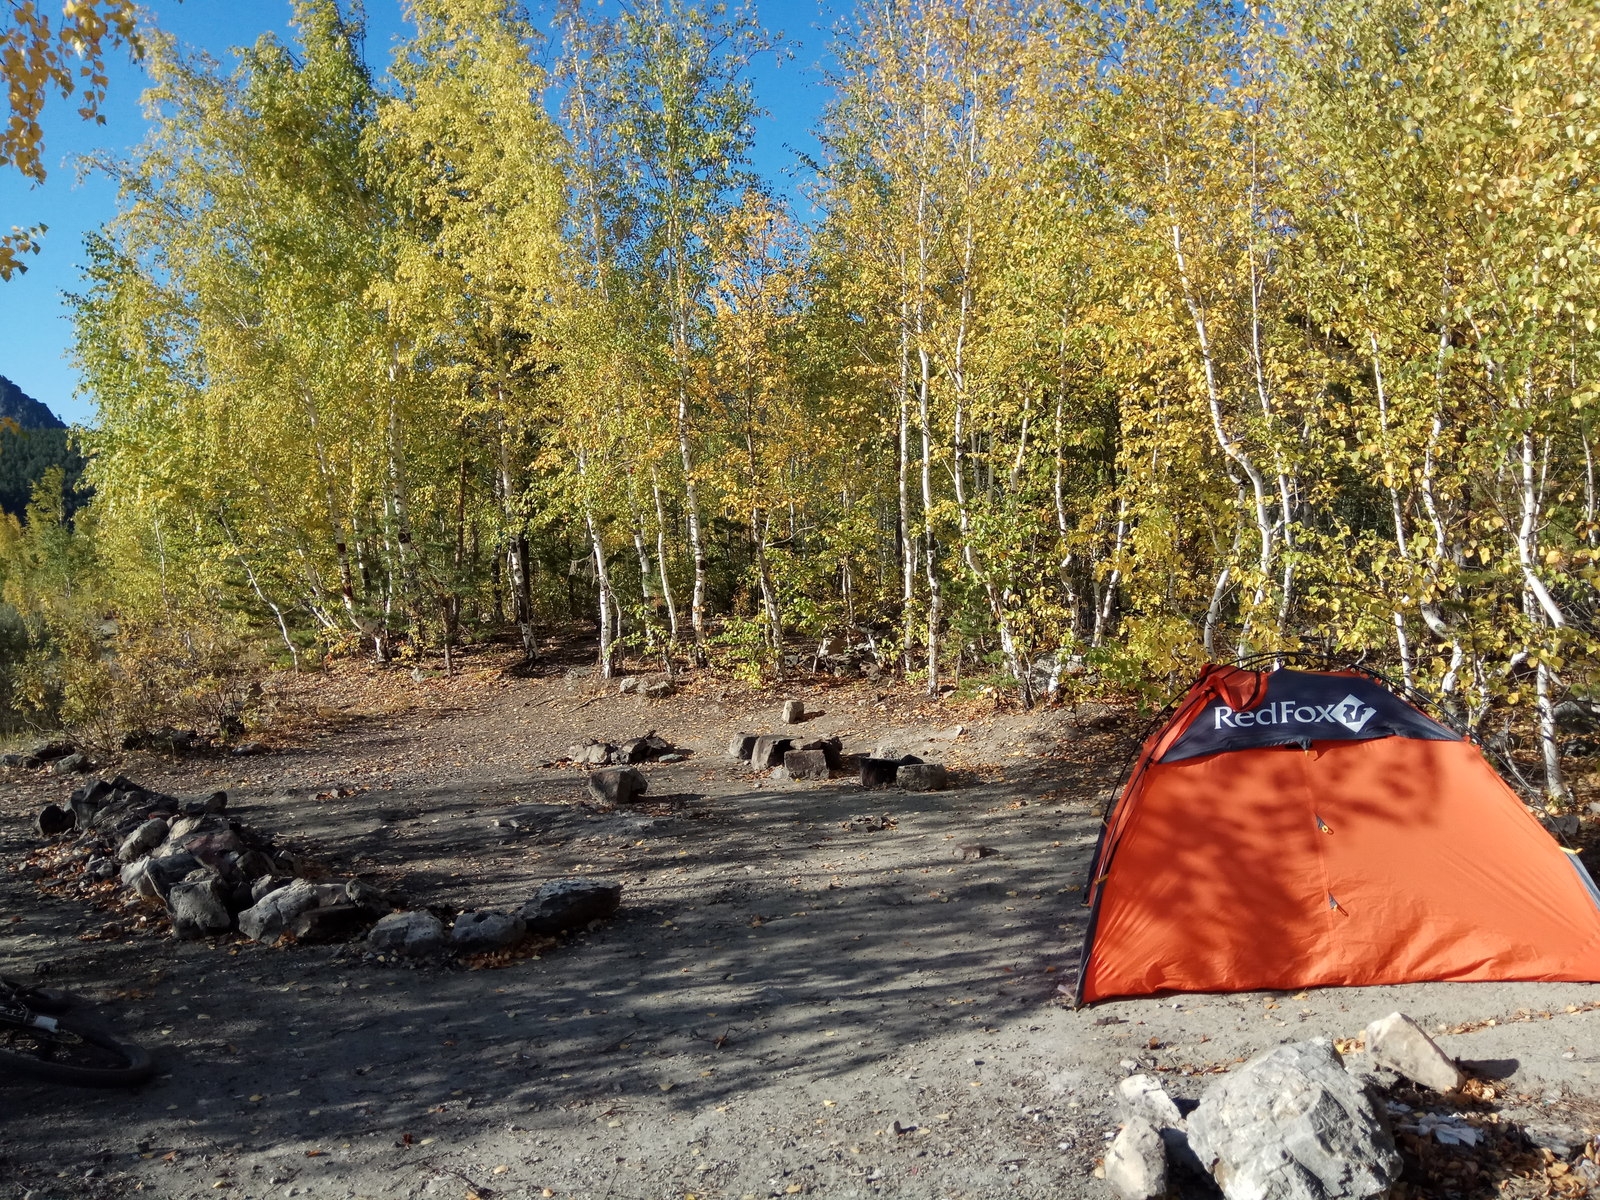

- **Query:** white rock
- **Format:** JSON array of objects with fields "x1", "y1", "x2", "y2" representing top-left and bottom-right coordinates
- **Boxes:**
[
  {"x1": 1117, "y1": 1074, "x2": 1184, "y2": 1127},
  {"x1": 1365, "y1": 1011, "x2": 1465, "y2": 1093},
  {"x1": 1187, "y1": 1039, "x2": 1400, "y2": 1200},
  {"x1": 1103, "y1": 1117, "x2": 1167, "y2": 1199}
]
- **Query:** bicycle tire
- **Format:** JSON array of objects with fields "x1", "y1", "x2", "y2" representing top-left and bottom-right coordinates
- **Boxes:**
[{"x1": 0, "y1": 1010, "x2": 155, "y2": 1088}]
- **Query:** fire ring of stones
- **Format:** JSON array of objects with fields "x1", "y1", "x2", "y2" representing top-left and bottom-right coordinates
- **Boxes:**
[{"x1": 24, "y1": 776, "x2": 622, "y2": 958}]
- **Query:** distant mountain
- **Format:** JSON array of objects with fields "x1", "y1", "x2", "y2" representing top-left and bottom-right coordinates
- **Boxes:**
[
  {"x1": 0, "y1": 376, "x2": 66, "y2": 430},
  {"x1": 0, "y1": 376, "x2": 83, "y2": 518}
]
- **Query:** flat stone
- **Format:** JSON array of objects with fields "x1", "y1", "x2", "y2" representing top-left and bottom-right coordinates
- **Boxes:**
[
  {"x1": 367, "y1": 910, "x2": 444, "y2": 956},
  {"x1": 450, "y1": 909, "x2": 526, "y2": 952},
  {"x1": 570, "y1": 742, "x2": 614, "y2": 766},
  {"x1": 1187, "y1": 1039, "x2": 1400, "y2": 1200},
  {"x1": 1365, "y1": 1011, "x2": 1465, "y2": 1093},
  {"x1": 781, "y1": 699, "x2": 805, "y2": 723},
  {"x1": 641, "y1": 678, "x2": 674, "y2": 699},
  {"x1": 728, "y1": 733, "x2": 757, "y2": 761},
  {"x1": 953, "y1": 844, "x2": 996, "y2": 861},
  {"x1": 783, "y1": 749, "x2": 830, "y2": 780},
  {"x1": 1104, "y1": 1117, "x2": 1168, "y2": 1200},
  {"x1": 519, "y1": 878, "x2": 622, "y2": 936},
  {"x1": 51, "y1": 752, "x2": 92, "y2": 775},
  {"x1": 587, "y1": 766, "x2": 647, "y2": 804},
  {"x1": 1523, "y1": 1122, "x2": 1587, "y2": 1159}
]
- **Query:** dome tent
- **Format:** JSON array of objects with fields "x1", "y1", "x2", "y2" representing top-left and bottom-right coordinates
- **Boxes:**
[{"x1": 1073, "y1": 663, "x2": 1600, "y2": 1005}]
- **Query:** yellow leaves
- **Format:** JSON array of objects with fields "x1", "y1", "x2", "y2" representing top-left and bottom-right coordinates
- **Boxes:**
[{"x1": 2, "y1": 0, "x2": 139, "y2": 183}]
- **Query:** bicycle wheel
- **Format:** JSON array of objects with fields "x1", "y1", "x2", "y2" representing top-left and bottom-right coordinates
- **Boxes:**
[{"x1": 0, "y1": 1010, "x2": 155, "y2": 1088}]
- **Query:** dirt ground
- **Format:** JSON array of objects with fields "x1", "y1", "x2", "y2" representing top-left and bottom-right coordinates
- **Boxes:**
[{"x1": 2, "y1": 644, "x2": 1599, "y2": 1200}]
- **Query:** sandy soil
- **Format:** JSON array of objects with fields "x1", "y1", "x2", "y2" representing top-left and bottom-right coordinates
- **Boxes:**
[{"x1": 2, "y1": 646, "x2": 1598, "y2": 1200}]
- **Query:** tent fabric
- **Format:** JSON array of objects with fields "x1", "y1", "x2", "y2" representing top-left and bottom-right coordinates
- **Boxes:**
[
  {"x1": 1159, "y1": 666, "x2": 1460, "y2": 763},
  {"x1": 1075, "y1": 665, "x2": 1600, "y2": 1005}
]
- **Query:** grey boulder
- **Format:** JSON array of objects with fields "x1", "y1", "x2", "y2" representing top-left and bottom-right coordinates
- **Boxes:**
[
  {"x1": 587, "y1": 766, "x2": 647, "y2": 804},
  {"x1": 117, "y1": 817, "x2": 170, "y2": 863},
  {"x1": 570, "y1": 741, "x2": 615, "y2": 766},
  {"x1": 167, "y1": 877, "x2": 233, "y2": 939},
  {"x1": 237, "y1": 880, "x2": 320, "y2": 943},
  {"x1": 783, "y1": 749, "x2": 830, "y2": 780},
  {"x1": 860, "y1": 757, "x2": 900, "y2": 789},
  {"x1": 367, "y1": 910, "x2": 445, "y2": 956},
  {"x1": 1187, "y1": 1039, "x2": 1400, "y2": 1200},
  {"x1": 450, "y1": 909, "x2": 526, "y2": 952},
  {"x1": 36, "y1": 804, "x2": 74, "y2": 837},
  {"x1": 520, "y1": 878, "x2": 622, "y2": 936},
  {"x1": 750, "y1": 735, "x2": 793, "y2": 770},
  {"x1": 897, "y1": 762, "x2": 948, "y2": 791},
  {"x1": 797, "y1": 737, "x2": 843, "y2": 769}
]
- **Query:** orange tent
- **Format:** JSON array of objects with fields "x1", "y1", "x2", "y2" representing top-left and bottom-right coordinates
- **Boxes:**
[{"x1": 1074, "y1": 665, "x2": 1600, "y2": 1004}]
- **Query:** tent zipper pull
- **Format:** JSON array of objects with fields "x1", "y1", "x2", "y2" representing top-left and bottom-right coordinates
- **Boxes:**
[{"x1": 1316, "y1": 815, "x2": 1333, "y2": 835}]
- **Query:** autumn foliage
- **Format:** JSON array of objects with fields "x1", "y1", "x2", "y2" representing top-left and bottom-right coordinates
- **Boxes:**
[{"x1": 12, "y1": 0, "x2": 1599, "y2": 800}]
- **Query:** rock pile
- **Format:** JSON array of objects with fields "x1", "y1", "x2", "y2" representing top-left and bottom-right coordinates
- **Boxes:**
[
  {"x1": 4, "y1": 739, "x2": 93, "y2": 774},
  {"x1": 27, "y1": 775, "x2": 625, "y2": 956},
  {"x1": 29, "y1": 775, "x2": 393, "y2": 944},
  {"x1": 728, "y1": 731, "x2": 850, "y2": 781},
  {"x1": 364, "y1": 879, "x2": 622, "y2": 958},
  {"x1": 566, "y1": 731, "x2": 684, "y2": 766},
  {"x1": 615, "y1": 675, "x2": 675, "y2": 699},
  {"x1": 728, "y1": 728, "x2": 952, "y2": 790}
]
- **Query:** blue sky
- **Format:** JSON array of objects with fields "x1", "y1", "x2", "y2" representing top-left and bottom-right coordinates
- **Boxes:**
[{"x1": 0, "y1": 0, "x2": 835, "y2": 427}]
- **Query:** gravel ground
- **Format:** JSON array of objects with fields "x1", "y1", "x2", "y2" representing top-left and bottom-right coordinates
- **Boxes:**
[{"x1": 2, "y1": 650, "x2": 1598, "y2": 1199}]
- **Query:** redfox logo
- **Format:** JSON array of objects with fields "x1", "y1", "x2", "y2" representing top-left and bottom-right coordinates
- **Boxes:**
[{"x1": 1214, "y1": 694, "x2": 1376, "y2": 733}]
